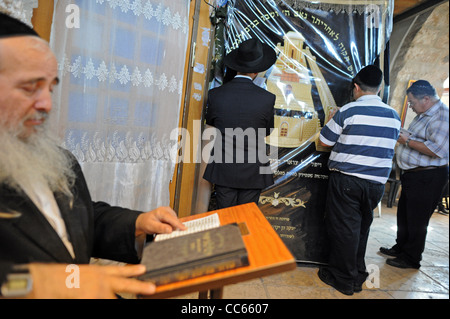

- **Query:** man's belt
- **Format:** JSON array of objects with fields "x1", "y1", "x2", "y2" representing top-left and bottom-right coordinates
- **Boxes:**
[{"x1": 404, "y1": 165, "x2": 447, "y2": 173}]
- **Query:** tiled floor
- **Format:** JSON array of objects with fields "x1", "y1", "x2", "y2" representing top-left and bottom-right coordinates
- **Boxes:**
[{"x1": 175, "y1": 199, "x2": 449, "y2": 299}]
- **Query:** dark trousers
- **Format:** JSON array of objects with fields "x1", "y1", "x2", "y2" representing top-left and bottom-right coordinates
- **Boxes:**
[
  {"x1": 324, "y1": 172, "x2": 385, "y2": 290},
  {"x1": 215, "y1": 185, "x2": 261, "y2": 209},
  {"x1": 393, "y1": 166, "x2": 448, "y2": 266}
]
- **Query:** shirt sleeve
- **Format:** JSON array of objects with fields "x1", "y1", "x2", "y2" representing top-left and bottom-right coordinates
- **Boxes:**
[
  {"x1": 319, "y1": 110, "x2": 344, "y2": 146},
  {"x1": 92, "y1": 201, "x2": 143, "y2": 264}
]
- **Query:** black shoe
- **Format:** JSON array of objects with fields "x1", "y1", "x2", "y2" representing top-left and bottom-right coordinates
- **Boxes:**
[
  {"x1": 318, "y1": 268, "x2": 353, "y2": 296},
  {"x1": 386, "y1": 257, "x2": 420, "y2": 269},
  {"x1": 379, "y1": 246, "x2": 400, "y2": 257}
]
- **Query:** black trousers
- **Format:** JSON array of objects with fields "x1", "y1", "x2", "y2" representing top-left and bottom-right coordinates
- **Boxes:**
[
  {"x1": 324, "y1": 172, "x2": 385, "y2": 290},
  {"x1": 393, "y1": 166, "x2": 449, "y2": 266},
  {"x1": 214, "y1": 185, "x2": 261, "y2": 209}
]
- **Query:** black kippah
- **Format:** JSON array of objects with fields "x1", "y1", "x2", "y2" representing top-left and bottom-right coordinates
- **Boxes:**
[
  {"x1": 0, "y1": 12, "x2": 39, "y2": 38},
  {"x1": 354, "y1": 65, "x2": 383, "y2": 88},
  {"x1": 407, "y1": 80, "x2": 436, "y2": 97}
]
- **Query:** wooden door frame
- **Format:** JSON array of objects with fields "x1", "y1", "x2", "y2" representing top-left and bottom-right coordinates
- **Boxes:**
[{"x1": 170, "y1": 0, "x2": 214, "y2": 218}]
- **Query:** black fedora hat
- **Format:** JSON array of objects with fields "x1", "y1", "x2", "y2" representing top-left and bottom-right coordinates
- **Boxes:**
[
  {"x1": 0, "y1": 12, "x2": 40, "y2": 38},
  {"x1": 224, "y1": 38, "x2": 277, "y2": 73}
]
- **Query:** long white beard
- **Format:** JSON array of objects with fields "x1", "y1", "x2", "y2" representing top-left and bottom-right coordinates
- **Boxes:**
[{"x1": 0, "y1": 119, "x2": 76, "y2": 200}]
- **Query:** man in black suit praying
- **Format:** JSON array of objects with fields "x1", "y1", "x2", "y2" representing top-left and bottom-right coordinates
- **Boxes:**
[{"x1": 203, "y1": 38, "x2": 277, "y2": 209}]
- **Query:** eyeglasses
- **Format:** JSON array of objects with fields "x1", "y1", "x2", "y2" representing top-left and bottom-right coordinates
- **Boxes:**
[{"x1": 407, "y1": 96, "x2": 426, "y2": 107}]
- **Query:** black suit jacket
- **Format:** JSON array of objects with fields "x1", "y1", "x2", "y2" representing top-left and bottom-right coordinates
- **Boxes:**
[
  {"x1": 0, "y1": 151, "x2": 142, "y2": 286},
  {"x1": 203, "y1": 77, "x2": 275, "y2": 189}
]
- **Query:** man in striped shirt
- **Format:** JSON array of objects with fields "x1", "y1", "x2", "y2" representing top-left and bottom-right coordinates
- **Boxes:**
[
  {"x1": 318, "y1": 65, "x2": 401, "y2": 295},
  {"x1": 380, "y1": 80, "x2": 449, "y2": 269}
]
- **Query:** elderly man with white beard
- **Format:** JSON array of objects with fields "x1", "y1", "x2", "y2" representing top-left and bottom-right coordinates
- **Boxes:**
[{"x1": 0, "y1": 12, "x2": 185, "y2": 299}]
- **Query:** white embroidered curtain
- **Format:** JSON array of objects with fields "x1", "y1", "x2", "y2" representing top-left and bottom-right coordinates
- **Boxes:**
[
  {"x1": 0, "y1": 0, "x2": 38, "y2": 25},
  {"x1": 49, "y1": 0, "x2": 190, "y2": 211}
]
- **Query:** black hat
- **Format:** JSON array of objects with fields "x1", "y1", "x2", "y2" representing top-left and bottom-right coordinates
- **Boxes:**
[
  {"x1": 224, "y1": 38, "x2": 277, "y2": 73},
  {"x1": 0, "y1": 12, "x2": 40, "y2": 39},
  {"x1": 354, "y1": 65, "x2": 383, "y2": 88}
]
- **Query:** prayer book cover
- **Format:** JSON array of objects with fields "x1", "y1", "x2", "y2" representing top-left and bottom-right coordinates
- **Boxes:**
[{"x1": 139, "y1": 223, "x2": 249, "y2": 285}]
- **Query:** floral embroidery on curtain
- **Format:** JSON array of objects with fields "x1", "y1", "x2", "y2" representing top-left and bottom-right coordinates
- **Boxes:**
[
  {"x1": 49, "y1": 0, "x2": 190, "y2": 210},
  {"x1": 0, "y1": 0, "x2": 38, "y2": 26}
]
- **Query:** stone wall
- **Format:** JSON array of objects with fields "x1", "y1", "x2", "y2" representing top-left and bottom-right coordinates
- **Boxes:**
[{"x1": 389, "y1": 2, "x2": 449, "y2": 126}]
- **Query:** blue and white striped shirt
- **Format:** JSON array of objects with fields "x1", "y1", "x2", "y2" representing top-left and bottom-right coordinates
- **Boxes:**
[
  {"x1": 396, "y1": 100, "x2": 449, "y2": 170},
  {"x1": 320, "y1": 95, "x2": 401, "y2": 184}
]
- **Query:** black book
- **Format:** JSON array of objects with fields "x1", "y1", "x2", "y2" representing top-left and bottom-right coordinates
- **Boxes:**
[{"x1": 139, "y1": 223, "x2": 249, "y2": 285}]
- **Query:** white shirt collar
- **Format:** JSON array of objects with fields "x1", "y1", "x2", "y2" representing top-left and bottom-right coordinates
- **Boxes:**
[{"x1": 235, "y1": 75, "x2": 253, "y2": 81}]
